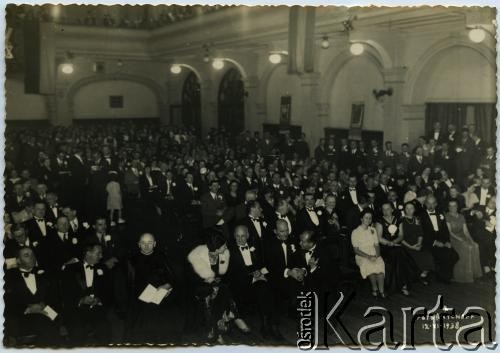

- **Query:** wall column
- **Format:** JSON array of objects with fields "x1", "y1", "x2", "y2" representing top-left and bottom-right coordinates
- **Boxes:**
[
  {"x1": 299, "y1": 72, "x2": 321, "y2": 148},
  {"x1": 243, "y1": 75, "x2": 259, "y2": 132},
  {"x1": 200, "y1": 79, "x2": 216, "y2": 136},
  {"x1": 382, "y1": 67, "x2": 407, "y2": 147}
]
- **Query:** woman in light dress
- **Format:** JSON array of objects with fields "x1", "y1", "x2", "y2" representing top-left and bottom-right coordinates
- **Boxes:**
[
  {"x1": 445, "y1": 200, "x2": 482, "y2": 283},
  {"x1": 351, "y1": 209, "x2": 386, "y2": 298}
]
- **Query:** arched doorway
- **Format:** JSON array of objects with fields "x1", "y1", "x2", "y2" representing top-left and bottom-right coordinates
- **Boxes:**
[
  {"x1": 181, "y1": 71, "x2": 201, "y2": 134},
  {"x1": 218, "y1": 68, "x2": 245, "y2": 134}
]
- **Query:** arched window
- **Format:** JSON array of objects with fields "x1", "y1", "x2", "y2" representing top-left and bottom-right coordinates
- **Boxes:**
[
  {"x1": 181, "y1": 71, "x2": 201, "y2": 134},
  {"x1": 218, "y1": 68, "x2": 244, "y2": 134}
]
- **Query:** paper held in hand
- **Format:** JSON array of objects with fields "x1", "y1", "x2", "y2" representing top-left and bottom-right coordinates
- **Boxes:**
[
  {"x1": 43, "y1": 305, "x2": 58, "y2": 321},
  {"x1": 138, "y1": 284, "x2": 172, "y2": 305}
]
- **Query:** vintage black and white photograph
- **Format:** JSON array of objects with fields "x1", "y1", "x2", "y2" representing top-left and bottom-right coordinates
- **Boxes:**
[{"x1": 2, "y1": 3, "x2": 498, "y2": 348}]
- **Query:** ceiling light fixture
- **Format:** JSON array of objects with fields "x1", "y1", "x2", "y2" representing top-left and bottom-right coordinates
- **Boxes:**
[
  {"x1": 170, "y1": 64, "x2": 182, "y2": 74},
  {"x1": 321, "y1": 35, "x2": 330, "y2": 49},
  {"x1": 268, "y1": 53, "x2": 282, "y2": 64},
  {"x1": 61, "y1": 63, "x2": 74, "y2": 74}
]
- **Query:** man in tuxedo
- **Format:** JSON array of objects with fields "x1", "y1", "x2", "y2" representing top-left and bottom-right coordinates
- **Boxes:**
[
  {"x1": 200, "y1": 179, "x2": 232, "y2": 228},
  {"x1": 42, "y1": 216, "x2": 80, "y2": 271},
  {"x1": 296, "y1": 193, "x2": 323, "y2": 236},
  {"x1": 408, "y1": 147, "x2": 428, "y2": 176},
  {"x1": 6, "y1": 183, "x2": 30, "y2": 214},
  {"x1": 61, "y1": 242, "x2": 111, "y2": 345},
  {"x1": 26, "y1": 202, "x2": 51, "y2": 244},
  {"x1": 4, "y1": 224, "x2": 43, "y2": 270},
  {"x1": 343, "y1": 195, "x2": 369, "y2": 234},
  {"x1": 45, "y1": 192, "x2": 60, "y2": 223},
  {"x1": 479, "y1": 146, "x2": 495, "y2": 178},
  {"x1": 239, "y1": 200, "x2": 269, "y2": 248},
  {"x1": 383, "y1": 141, "x2": 398, "y2": 169},
  {"x1": 339, "y1": 175, "x2": 363, "y2": 211},
  {"x1": 428, "y1": 121, "x2": 445, "y2": 144},
  {"x1": 228, "y1": 225, "x2": 282, "y2": 340},
  {"x1": 447, "y1": 124, "x2": 458, "y2": 149},
  {"x1": 4, "y1": 248, "x2": 60, "y2": 346},
  {"x1": 272, "y1": 198, "x2": 296, "y2": 242},
  {"x1": 263, "y1": 220, "x2": 305, "y2": 314},
  {"x1": 173, "y1": 172, "x2": 200, "y2": 215},
  {"x1": 240, "y1": 166, "x2": 258, "y2": 192},
  {"x1": 294, "y1": 231, "x2": 337, "y2": 295},
  {"x1": 434, "y1": 142, "x2": 455, "y2": 177},
  {"x1": 474, "y1": 177, "x2": 495, "y2": 207},
  {"x1": 420, "y1": 195, "x2": 458, "y2": 283}
]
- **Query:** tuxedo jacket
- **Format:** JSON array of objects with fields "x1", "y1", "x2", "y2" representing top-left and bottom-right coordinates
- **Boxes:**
[
  {"x1": 239, "y1": 216, "x2": 270, "y2": 248},
  {"x1": 292, "y1": 243, "x2": 337, "y2": 291},
  {"x1": 419, "y1": 210, "x2": 452, "y2": 249},
  {"x1": 26, "y1": 218, "x2": 52, "y2": 244},
  {"x1": 68, "y1": 155, "x2": 88, "y2": 187},
  {"x1": 41, "y1": 229, "x2": 81, "y2": 271},
  {"x1": 408, "y1": 155, "x2": 429, "y2": 176},
  {"x1": 4, "y1": 268, "x2": 59, "y2": 337},
  {"x1": 339, "y1": 187, "x2": 364, "y2": 211},
  {"x1": 239, "y1": 176, "x2": 258, "y2": 192},
  {"x1": 44, "y1": 204, "x2": 61, "y2": 223},
  {"x1": 228, "y1": 241, "x2": 266, "y2": 293},
  {"x1": 473, "y1": 186, "x2": 495, "y2": 204},
  {"x1": 200, "y1": 192, "x2": 228, "y2": 228},
  {"x1": 4, "y1": 237, "x2": 43, "y2": 267},
  {"x1": 61, "y1": 261, "x2": 111, "y2": 314},
  {"x1": 262, "y1": 236, "x2": 297, "y2": 287},
  {"x1": 173, "y1": 180, "x2": 200, "y2": 210},
  {"x1": 85, "y1": 231, "x2": 124, "y2": 263},
  {"x1": 296, "y1": 207, "x2": 324, "y2": 236}
]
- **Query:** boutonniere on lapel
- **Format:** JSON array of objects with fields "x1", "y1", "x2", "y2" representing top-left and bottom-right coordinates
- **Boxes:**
[
  {"x1": 317, "y1": 210, "x2": 323, "y2": 216},
  {"x1": 172, "y1": 182, "x2": 176, "y2": 187},
  {"x1": 318, "y1": 187, "x2": 323, "y2": 192},
  {"x1": 249, "y1": 247, "x2": 256, "y2": 252},
  {"x1": 46, "y1": 222, "x2": 53, "y2": 228},
  {"x1": 388, "y1": 224, "x2": 398, "y2": 236},
  {"x1": 71, "y1": 237, "x2": 78, "y2": 245},
  {"x1": 33, "y1": 241, "x2": 39, "y2": 247},
  {"x1": 83, "y1": 222, "x2": 90, "y2": 229},
  {"x1": 279, "y1": 190, "x2": 284, "y2": 195},
  {"x1": 398, "y1": 205, "x2": 404, "y2": 210},
  {"x1": 37, "y1": 269, "x2": 45, "y2": 275},
  {"x1": 193, "y1": 186, "x2": 198, "y2": 191},
  {"x1": 218, "y1": 195, "x2": 223, "y2": 200},
  {"x1": 439, "y1": 215, "x2": 444, "y2": 220},
  {"x1": 104, "y1": 235, "x2": 112, "y2": 242},
  {"x1": 262, "y1": 221, "x2": 268, "y2": 228},
  {"x1": 290, "y1": 244, "x2": 296, "y2": 253},
  {"x1": 96, "y1": 269, "x2": 104, "y2": 276}
]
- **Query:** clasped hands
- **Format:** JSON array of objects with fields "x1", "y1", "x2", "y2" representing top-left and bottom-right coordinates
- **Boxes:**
[
  {"x1": 287, "y1": 268, "x2": 306, "y2": 282},
  {"x1": 24, "y1": 303, "x2": 46, "y2": 315},
  {"x1": 78, "y1": 295, "x2": 102, "y2": 308}
]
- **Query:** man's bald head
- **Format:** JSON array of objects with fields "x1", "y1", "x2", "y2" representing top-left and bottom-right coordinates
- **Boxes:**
[
  {"x1": 138, "y1": 233, "x2": 156, "y2": 255},
  {"x1": 275, "y1": 219, "x2": 290, "y2": 242}
]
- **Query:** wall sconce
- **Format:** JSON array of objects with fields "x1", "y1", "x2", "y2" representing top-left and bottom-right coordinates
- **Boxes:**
[
  {"x1": 170, "y1": 64, "x2": 182, "y2": 74},
  {"x1": 373, "y1": 87, "x2": 393, "y2": 101},
  {"x1": 268, "y1": 51, "x2": 288, "y2": 64},
  {"x1": 212, "y1": 58, "x2": 224, "y2": 70},
  {"x1": 350, "y1": 42, "x2": 364, "y2": 55},
  {"x1": 60, "y1": 63, "x2": 74, "y2": 74},
  {"x1": 468, "y1": 27, "x2": 486, "y2": 43},
  {"x1": 321, "y1": 35, "x2": 330, "y2": 49}
]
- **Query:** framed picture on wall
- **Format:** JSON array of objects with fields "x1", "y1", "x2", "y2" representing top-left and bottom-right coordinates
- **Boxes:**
[
  {"x1": 349, "y1": 102, "x2": 364, "y2": 140},
  {"x1": 279, "y1": 95, "x2": 292, "y2": 126}
]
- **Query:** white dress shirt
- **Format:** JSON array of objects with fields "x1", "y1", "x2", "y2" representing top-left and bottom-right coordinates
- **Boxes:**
[
  {"x1": 83, "y1": 262, "x2": 94, "y2": 288},
  {"x1": 307, "y1": 209, "x2": 320, "y2": 226},
  {"x1": 282, "y1": 243, "x2": 288, "y2": 267},
  {"x1": 427, "y1": 210, "x2": 439, "y2": 231},
  {"x1": 480, "y1": 188, "x2": 489, "y2": 206},
  {"x1": 251, "y1": 218, "x2": 262, "y2": 238},
  {"x1": 349, "y1": 188, "x2": 359, "y2": 205},
  {"x1": 239, "y1": 245, "x2": 253, "y2": 266},
  {"x1": 35, "y1": 218, "x2": 47, "y2": 236},
  {"x1": 20, "y1": 269, "x2": 37, "y2": 295}
]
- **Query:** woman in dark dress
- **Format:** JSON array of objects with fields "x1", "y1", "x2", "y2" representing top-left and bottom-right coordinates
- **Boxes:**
[
  {"x1": 399, "y1": 202, "x2": 435, "y2": 285},
  {"x1": 225, "y1": 180, "x2": 242, "y2": 207},
  {"x1": 375, "y1": 202, "x2": 418, "y2": 296},
  {"x1": 187, "y1": 228, "x2": 249, "y2": 344},
  {"x1": 127, "y1": 233, "x2": 180, "y2": 344}
]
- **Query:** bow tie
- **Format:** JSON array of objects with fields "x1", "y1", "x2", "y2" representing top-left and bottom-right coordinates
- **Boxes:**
[
  {"x1": 240, "y1": 245, "x2": 249, "y2": 250},
  {"x1": 251, "y1": 217, "x2": 260, "y2": 222},
  {"x1": 279, "y1": 214, "x2": 286, "y2": 219},
  {"x1": 306, "y1": 208, "x2": 315, "y2": 212},
  {"x1": 35, "y1": 218, "x2": 44, "y2": 223},
  {"x1": 428, "y1": 211, "x2": 436, "y2": 215},
  {"x1": 21, "y1": 270, "x2": 34, "y2": 278},
  {"x1": 306, "y1": 250, "x2": 313, "y2": 255},
  {"x1": 85, "y1": 264, "x2": 95, "y2": 270},
  {"x1": 349, "y1": 188, "x2": 356, "y2": 191}
]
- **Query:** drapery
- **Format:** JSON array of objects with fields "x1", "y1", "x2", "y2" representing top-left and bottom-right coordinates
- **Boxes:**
[{"x1": 425, "y1": 103, "x2": 496, "y2": 144}]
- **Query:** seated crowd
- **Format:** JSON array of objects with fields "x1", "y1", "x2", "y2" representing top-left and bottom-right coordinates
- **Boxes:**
[{"x1": 3, "y1": 121, "x2": 496, "y2": 346}]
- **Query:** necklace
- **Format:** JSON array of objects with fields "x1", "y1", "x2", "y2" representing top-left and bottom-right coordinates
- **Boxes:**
[{"x1": 406, "y1": 217, "x2": 415, "y2": 224}]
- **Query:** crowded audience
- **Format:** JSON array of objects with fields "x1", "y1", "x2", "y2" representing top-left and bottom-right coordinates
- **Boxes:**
[{"x1": 3, "y1": 120, "x2": 496, "y2": 346}]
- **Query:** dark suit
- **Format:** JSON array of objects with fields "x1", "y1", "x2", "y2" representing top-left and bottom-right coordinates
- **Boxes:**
[
  {"x1": 200, "y1": 192, "x2": 229, "y2": 229},
  {"x1": 4, "y1": 268, "x2": 60, "y2": 345},
  {"x1": 420, "y1": 210, "x2": 459, "y2": 282},
  {"x1": 173, "y1": 181, "x2": 200, "y2": 214},
  {"x1": 239, "y1": 216, "x2": 270, "y2": 249},
  {"x1": 292, "y1": 243, "x2": 337, "y2": 294},
  {"x1": 296, "y1": 207, "x2": 324, "y2": 237},
  {"x1": 41, "y1": 229, "x2": 80, "y2": 271},
  {"x1": 61, "y1": 261, "x2": 111, "y2": 344},
  {"x1": 408, "y1": 155, "x2": 429, "y2": 176}
]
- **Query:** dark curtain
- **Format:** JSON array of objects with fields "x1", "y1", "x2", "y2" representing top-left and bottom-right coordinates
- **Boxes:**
[
  {"x1": 425, "y1": 103, "x2": 468, "y2": 136},
  {"x1": 23, "y1": 19, "x2": 40, "y2": 94},
  {"x1": 472, "y1": 103, "x2": 497, "y2": 145},
  {"x1": 425, "y1": 103, "x2": 496, "y2": 144}
]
